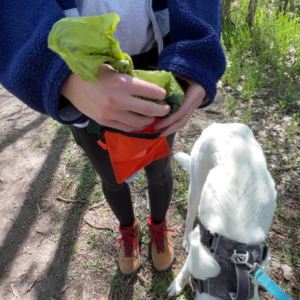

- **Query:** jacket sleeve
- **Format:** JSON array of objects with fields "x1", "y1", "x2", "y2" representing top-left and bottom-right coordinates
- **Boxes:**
[
  {"x1": 0, "y1": 0, "x2": 87, "y2": 124},
  {"x1": 157, "y1": 0, "x2": 226, "y2": 107}
]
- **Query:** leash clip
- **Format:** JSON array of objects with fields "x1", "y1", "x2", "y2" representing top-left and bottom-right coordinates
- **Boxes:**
[{"x1": 231, "y1": 250, "x2": 255, "y2": 272}]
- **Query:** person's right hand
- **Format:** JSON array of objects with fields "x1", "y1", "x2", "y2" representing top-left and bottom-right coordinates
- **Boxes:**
[{"x1": 61, "y1": 64, "x2": 171, "y2": 132}]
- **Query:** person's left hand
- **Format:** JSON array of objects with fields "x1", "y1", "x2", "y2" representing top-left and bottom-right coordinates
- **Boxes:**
[{"x1": 153, "y1": 76, "x2": 206, "y2": 136}]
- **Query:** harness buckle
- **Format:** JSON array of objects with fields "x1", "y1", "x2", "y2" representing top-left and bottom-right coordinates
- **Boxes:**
[{"x1": 231, "y1": 250, "x2": 255, "y2": 272}]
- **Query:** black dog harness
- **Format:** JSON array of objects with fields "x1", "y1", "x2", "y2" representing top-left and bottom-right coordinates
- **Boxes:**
[{"x1": 193, "y1": 222, "x2": 269, "y2": 300}]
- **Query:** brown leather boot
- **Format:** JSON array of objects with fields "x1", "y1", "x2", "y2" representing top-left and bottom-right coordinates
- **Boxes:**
[
  {"x1": 117, "y1": 219, "x2": 142, "y2": 276},
  {"x1": 148, "y1": 216, "x2": 174, "y2": 271}
]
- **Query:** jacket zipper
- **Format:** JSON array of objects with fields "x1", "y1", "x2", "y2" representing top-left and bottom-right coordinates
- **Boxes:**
[{"x1": 147, "y1": 0, "x2": 164, "y2": 54}]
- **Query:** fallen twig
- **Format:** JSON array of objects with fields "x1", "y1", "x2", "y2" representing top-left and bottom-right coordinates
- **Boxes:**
[
  {"x1": 16, "y1": 104, "x2": 23, "y2": 114},
  {"x1": 146, "y1": 191, "x2": 150, "y2": 210},
  {"x1": 108, "y1": 285, "x2": 114, "y2": 300},
  {"x1": 170, "y1": 197, "x2": 188, "y2": 204},
  {"x1": 126, "y1": 275, "x2": 135, "y2": 286},
  {"x1": 205, "y1": 109, "x2": 222, "y2": 115},
  {"x1": 285, "y1": 193, "x2": 298, "y2": 200},
  {"x1": 56, "y1": 197, "x2": 88, "y2": 204},
  {"x1": 137, "y1": 274, "x2": 149, "y2": 285},
  {"x1": 36, "y1": 204, "x2": 41, "y2": 214},
  {"x1": 84, "y1": 217, "x2": 113, "y2": 231},
  {"x1": 10, "y1": 218, "x2": 17, "y2": 225},
  {"x1": 92, "y1": 285, "x2": 101, "y2": 297},
  {"x1": 88, "y1": 198, "x2": 106, "y2": 210},
  {"x1": 36, "y1": 233, "x2": 44, "y2": 249},
  {"x1": 10, "y1": 283, "x2": 19, "y2": 298},
  {"x1": 23, "y1": 279, "x2": 41, "y2": 295},
  {"x1": 61, "y1": 284, "x2": 69, "y2": 293}
]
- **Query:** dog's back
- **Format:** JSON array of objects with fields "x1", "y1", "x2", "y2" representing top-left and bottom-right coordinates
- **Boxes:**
[{"x1": 175, "y1": 123, "x2": 277, "y2": 244}]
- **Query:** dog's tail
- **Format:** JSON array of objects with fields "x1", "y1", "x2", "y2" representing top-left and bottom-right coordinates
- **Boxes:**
[{"x1": 173, "y1": 152, "x2": 191, "y2": 174}]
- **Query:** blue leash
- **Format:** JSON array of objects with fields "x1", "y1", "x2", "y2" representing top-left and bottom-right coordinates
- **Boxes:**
[
  {"x1": 231, "y1": 252, "x2": 293, "y2": 300},
  {"x1": 251, "y1": 267, "x2": 294, "y2": 300}
]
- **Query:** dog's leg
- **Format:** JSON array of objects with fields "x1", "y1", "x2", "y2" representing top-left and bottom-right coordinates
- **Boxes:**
[
  {"x1": 183, "y1": 172, "x2": 208, "y2": 251},
  {"x1": 182, "y1": 184, "x2": 200, "y2": 251},
  {"x1": 168, "y1": 227, "x2": 221, "y2": 297},
  {"x1": 167, "y1": 254, "x2": 191, "y2": 297}
]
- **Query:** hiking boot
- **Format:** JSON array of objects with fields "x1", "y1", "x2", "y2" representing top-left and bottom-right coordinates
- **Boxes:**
[
  {"x1": 148, "y1": 216, "x2": 174, "y2": 271},
  {"x1": 117, "y1": 218, "x2": 142, "y2": 275}
]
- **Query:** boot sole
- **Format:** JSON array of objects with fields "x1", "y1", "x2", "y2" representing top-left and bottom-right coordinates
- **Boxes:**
[
  {"x1": 153, "y1": 255, "x2": 174, "y2": 272},
  {"x1": 119, "y1": 259, "x2": 140, "y2": 276}
]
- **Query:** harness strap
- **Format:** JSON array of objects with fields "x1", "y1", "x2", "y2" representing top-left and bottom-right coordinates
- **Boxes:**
[
  {"x1": 233, "y1": 265, "x2": 251, "y2": 300},
  {"x1": 199, "y1": 223, "x2": 269, "y2": 261},
  {"x1": 192, "y1": 278, "x2": 209, "y2": 294},
  {"x1": 230, "y1": 244, "x2": 250, "y2": 300}
]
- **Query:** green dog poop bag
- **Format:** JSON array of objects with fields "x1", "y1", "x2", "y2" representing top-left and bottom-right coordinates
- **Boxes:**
[{"x1": 48, "y1": 12, "x2": 184, "y2": 117}]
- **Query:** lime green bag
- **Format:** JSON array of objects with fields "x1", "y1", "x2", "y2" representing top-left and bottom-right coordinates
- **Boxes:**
[{"x1": 48, "y1": 13, "x2": 185, "y2": 120}]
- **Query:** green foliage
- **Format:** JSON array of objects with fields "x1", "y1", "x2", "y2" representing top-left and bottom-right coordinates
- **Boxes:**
[
  {"x1": 287, "y1": 113, "x2": 300, "y2": 141},
  {"x1": 222, "y1": 0, "x2": 300, "y2": 110},
  {"x1": 32, "y1": 140, "x2": 45, "y2": 149},
  {"x1": 226, "y1": 97, "x2": 239, "y2": 119},
  {"x1": 279, "y1": 80, "x2": 300, "y2": 111}
]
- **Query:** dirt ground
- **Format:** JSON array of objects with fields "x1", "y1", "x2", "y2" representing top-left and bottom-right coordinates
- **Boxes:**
[{"x1": 0, "y1": 84, "x2": 299, "y2": 300}]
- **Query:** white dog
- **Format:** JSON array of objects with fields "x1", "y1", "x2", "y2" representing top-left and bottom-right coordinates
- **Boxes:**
[{"x1": 167, "y1": 123, "x2": 277, "y2": 300}]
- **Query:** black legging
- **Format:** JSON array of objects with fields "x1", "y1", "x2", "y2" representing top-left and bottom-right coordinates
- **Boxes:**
[{"x1": 69, "y1": 126, "x2": 175, "y2": 227}]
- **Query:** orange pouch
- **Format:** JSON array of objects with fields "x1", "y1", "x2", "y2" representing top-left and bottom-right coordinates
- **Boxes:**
[{"x1": 97, "y1": 120, "x2": 170, "y2": 184}]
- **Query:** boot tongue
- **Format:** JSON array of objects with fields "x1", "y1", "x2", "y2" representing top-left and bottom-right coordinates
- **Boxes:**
[
  {"x1": 152, "y1": 227, "x2": 166, "y2": 254},
  {"x1": 121, "y1": 227, "x2": 137, "y2": 258},
  {"x1": 123, "y1": 236, "x2": 133, "y2": 257}
]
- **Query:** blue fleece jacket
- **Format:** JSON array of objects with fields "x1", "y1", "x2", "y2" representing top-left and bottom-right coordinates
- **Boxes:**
[{"x1": 0, "y1": 0, "x2": 226, "y2": 125}]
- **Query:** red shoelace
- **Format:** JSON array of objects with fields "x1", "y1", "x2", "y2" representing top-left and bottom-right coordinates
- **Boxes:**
[
  {"x1": 149, "y1": 225, "x2": 173, "y2": 254},
  {"x1": 117, "y1": 227, "x2": 138, "y2": 258}
]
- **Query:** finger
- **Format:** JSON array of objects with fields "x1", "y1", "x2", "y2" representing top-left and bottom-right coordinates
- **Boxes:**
[
  {"x1": 160, "y1": 115, "x2": 190, "y2": 136},
  {"x1": 111, "y1": 110, "x2": 155, "y2": 128},
  {"x1": 160, "y1": 121, "x2": 183, "y2": 137},
  {"x1": 115, "y1": 95, "x2": 171, "y2": 118},
  {"x1": 153, "y1": 108, "x2": 184, "y2": 131},
  {"x1": 158, "y1": 110, "x2": 193, "y2": 136},
  {"x1": 153, "y1": 92, "x2": 200, "y2": 131},
  {"x1": 128, "y1": 77, "x2": 167, "y2": 100},
  {"x1": 99, "y1": 66, "x2": 166, "y2": 100}
]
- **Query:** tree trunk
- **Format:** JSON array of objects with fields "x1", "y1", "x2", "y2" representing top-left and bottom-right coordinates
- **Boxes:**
[
  {"x1": 222, "y1": 0, "x2": 232, "y2": 28},
  {"x1": 279, "y1": 0, "x2": 290, "y2": 12},
  {"x1": 247, "y1": 0, "x2": 258, "y2": 29}
]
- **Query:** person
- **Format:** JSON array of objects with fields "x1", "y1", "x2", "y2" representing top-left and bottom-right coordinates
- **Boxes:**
[{"x1": 0, "y1": 0, "x2": 226, "y2": 276}]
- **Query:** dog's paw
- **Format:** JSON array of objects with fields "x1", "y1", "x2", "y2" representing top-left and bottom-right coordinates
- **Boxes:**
[
  {"x1": 167, "y1": 276, "x2": 186, "y2": 297},
  {"x1": 182, "y1": 237, "x2": 189, "y2": 253}
]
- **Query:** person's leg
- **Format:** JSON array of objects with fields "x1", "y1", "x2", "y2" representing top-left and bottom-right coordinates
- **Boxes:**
[
  {"x1": 69, "y1": 125, "x2": 141, "y2": 275},
  {"x1": 144, "y1": 133, "x2": 175, "y2": 224},
  {"x1": 68, "y1": 126, "x2": 134, "y2": 227},
  {"x1": 144, "y1": 133, "x2": 176, "y2": 271}
]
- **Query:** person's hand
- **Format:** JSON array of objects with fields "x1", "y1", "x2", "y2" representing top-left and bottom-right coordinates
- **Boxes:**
[
  {"x1": 153, "y1": 76, "x2": 206, "y2": 136},
  {"x1": 61, "y1": 64, "x2": 171, "y2": 132}
]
